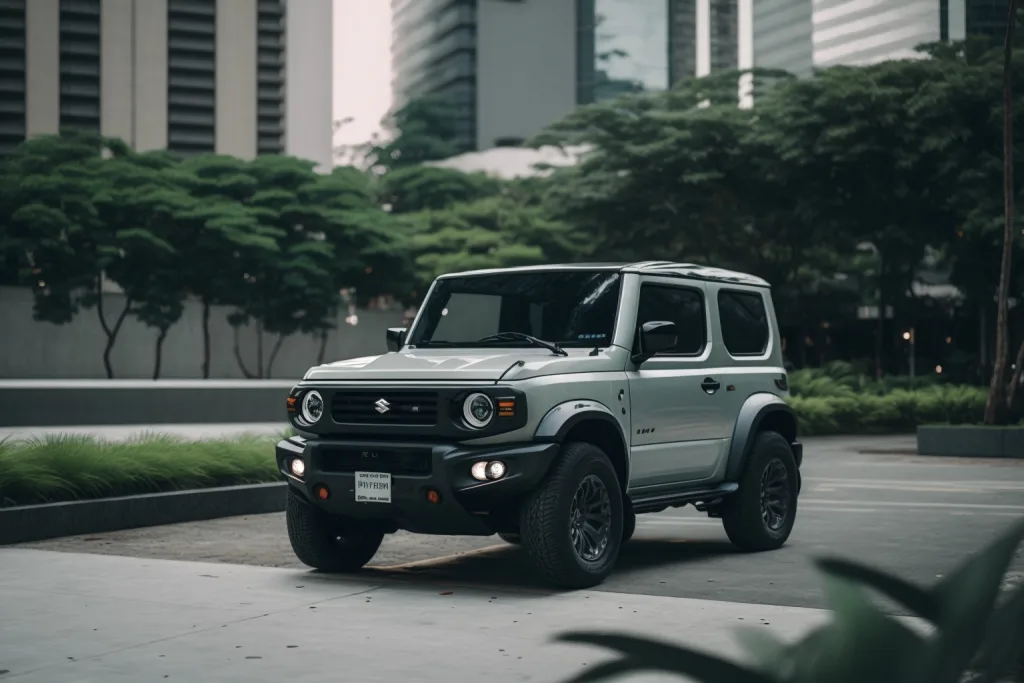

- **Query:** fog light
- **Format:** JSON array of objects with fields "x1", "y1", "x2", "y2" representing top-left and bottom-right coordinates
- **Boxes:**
[
  {"x1": 289, "y1": 458, "x2": 305, "y2": 478},
  {"x1": 470, "y1": 460, "x2": 508, "y2": 482}
]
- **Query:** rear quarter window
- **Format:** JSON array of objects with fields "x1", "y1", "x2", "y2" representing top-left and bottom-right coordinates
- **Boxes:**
[{"x1": 718, "y1": 290, "x2": 769, "y2": 356}]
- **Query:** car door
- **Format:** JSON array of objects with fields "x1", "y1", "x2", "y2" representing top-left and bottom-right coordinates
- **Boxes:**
[{"x1": 625, "y1": 277, "x2": 734, "y2": 491}]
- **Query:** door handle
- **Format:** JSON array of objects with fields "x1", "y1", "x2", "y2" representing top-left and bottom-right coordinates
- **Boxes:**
[{"x1": 701, "y1": 377, "x2": 720, "y2": 394}]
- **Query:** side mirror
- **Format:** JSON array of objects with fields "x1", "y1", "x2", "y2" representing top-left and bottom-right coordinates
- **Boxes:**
[
  {"x1": 386, "y1": 327, "x2": 407, "y2": 353},
  {"x1": 632, "y1": 320, "x2": 677, "y2": 364}
]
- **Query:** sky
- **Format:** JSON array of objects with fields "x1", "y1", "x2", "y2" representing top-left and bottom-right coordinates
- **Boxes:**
[{"x1": 332, "y1": 0, "x2": 392, "y2": 149}]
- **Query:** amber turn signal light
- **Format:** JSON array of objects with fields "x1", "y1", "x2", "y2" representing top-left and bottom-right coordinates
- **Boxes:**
[
  {"x1": 313, "y1": 484, "x2": 330, "y2": 501},
  {"x1": 286, "y1": 396, "x2": 297, "y2": 413},
  {"x1": 426, "y1": 489, "x2": 441, "y2": 504},
  {"x1": 497, "y1": 399, "x2": 516, "y2": 417}
]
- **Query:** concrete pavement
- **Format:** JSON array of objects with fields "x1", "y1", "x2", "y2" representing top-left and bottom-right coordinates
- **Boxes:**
[
  {"x1": 0, "y1": 547, "x2": 839, "y2": 683},
  {"x1": 21, "y1": 434, "x2": 1024, "y2": 610}
]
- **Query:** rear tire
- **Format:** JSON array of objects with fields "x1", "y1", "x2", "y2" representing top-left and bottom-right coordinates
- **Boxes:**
[
  {"x1": 286, "y1": 489, "x2": 384, "y2": 572},
  {"x1": 519, "y1": 442, "x2": 623, "y2": 589},
  {"x1": 721, "y1": 430, "x2": 798, "y2": 552}
]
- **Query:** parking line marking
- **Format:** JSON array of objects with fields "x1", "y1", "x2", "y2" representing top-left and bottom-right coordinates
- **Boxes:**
[
  {"x1": 800, "y1": 498, "x2": 1024, "y2": 512},
  {"x1": 373, "y1": 544, "x2": 507, "y2": 570}
]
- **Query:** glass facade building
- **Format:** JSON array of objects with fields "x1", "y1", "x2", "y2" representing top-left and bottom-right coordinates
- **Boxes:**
[
  {"x1": 390, "y1": 0, "x2": 477, "y2": 152},
  {"x1": 576, "y1": 0, "x2": 670, "y2": 105},
  {"x1": 750, "y1": 0, "x2": 1008, "y2": 83}
]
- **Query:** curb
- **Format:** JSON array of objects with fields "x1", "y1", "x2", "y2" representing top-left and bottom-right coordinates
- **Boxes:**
[
  {"x1": 916, "y1": 425, "x2": 1024, "y2": 458},
  {"x1": 0, "y1": 482, "x2": 288, "y2": 545}
]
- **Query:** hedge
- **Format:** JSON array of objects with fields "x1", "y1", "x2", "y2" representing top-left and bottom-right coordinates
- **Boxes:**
[{"x1": 789, "y1": 385, "x2": 987, "y2": 436}]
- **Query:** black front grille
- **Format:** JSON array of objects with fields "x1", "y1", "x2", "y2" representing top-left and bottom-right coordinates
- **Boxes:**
[
  {"x1": 330, "y1": 390, "x2": 440, "y2": 426},
  {"x1": 318, "y1": 447, "x2": 431, "y2": 476}
]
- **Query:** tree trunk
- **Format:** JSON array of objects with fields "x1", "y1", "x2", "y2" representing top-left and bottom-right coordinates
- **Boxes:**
[
  {"x1": 231, "y1": 325, "x2": 255, "y2": 378},
  {"x1": 984, "y1": 0, "x2": 1018, "y2": 425},
  {"x1": 201, "y1": 299, "x2": 211, "y2": 379},
  {"x1": 1006, "y1": 338, "x2": 1024, "y2": 418},
  {"x1": 95, "y1": 280, "x2": 132, "y2": 379},
  {"x1": 265, "y1": 334, "x2": 286, "y2": 379},
  {"x1": 153, "y1": 327, "x2": 168, "y2": 380},
  {"x1": 256, "y1": 320, "x2": 265, "y2": 379},
  {"x1": 875, "y1": 257, "x2": 887, "y2": 380},
  {"x1": 316, "y1": 329, "x2": 329, "y2": 365}
]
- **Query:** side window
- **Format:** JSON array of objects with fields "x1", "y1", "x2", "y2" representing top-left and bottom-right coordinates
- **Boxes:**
[
  {"x1": 635, "y1": 284, "x2": 706, "y2": 355},
  {"x1": 718, "y1": 290, "x2": 769, "y2": 356}
]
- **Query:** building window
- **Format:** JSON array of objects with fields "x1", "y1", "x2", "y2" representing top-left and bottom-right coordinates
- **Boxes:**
[
  {"x1": 167, "y1": 0, "x2": 215, "y2": 156},
  {"x1": 256, "y1": 0, "x2": 284, "y2": 156},
  {"x1": 718, "y1": 289, "x2": 769, "y2": 356},
  {"x1": 0, "y1": 0, "x2": 25, "y2": 155},
  {"x1": 59, "y1": 0, "x2": 100, "y2": 134}
]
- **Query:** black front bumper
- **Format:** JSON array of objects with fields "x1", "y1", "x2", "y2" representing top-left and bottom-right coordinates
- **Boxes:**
[{"x1": 276, "y1": 436, "x2": 560, "y2": 536}]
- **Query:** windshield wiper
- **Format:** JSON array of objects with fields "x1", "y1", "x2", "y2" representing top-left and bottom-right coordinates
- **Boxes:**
[{"x1": 477, "y1": 332, "x2": 568, "y2": 356}]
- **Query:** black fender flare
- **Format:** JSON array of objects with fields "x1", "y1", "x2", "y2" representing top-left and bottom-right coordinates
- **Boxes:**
[
  {"x1": 534, "y1": 399, "x2": 630, "y2": 484},
  {"x1": 725, "y1": 393, "x2": 799, "y2": 481}
]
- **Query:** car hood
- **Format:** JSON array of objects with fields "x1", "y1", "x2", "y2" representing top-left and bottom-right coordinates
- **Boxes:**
[{"x1": 301, "y1": 347, "x2": 628, "y2": 383}]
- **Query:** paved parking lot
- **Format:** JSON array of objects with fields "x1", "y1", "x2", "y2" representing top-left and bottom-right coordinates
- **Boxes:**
[{"x1": 19, "y1": 434, "x2": 1024, "y2": 611}]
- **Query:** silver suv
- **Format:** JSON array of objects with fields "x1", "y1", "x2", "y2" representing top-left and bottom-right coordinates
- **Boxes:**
[{"x1": 276, "y1": 262, "x2": 803, "y2": 588}]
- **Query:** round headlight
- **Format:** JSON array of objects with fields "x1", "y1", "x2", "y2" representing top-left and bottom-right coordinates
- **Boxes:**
[
  {"x1": 301, "y1": 390, "x2": 324, "y2": 424},
  {"x1": 462, "y1": 393, "x2": 494, "y2": 429}
]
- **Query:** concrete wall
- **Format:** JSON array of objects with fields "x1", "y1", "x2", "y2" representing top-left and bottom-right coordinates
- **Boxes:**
[
  {"x1": 0, "y1": 287, "x2": 403, "y2": 380},
  {"x1": 475, "y1": 0, "x2": 577, "y2": 150}
]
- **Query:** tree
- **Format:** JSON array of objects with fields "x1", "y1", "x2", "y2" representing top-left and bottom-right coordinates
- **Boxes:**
[
  {"x1": 171, "y1": 154, "x2": 282, "y2": 378},
  {"x1": 377, "y1": 165, "x2": 502, "y2": 213},
  {"x1": 400, "y1": 194, "x2": 589, "y2": 286},
  {"x1": 0, "y1": 130, "x2": 128, "y2": 376},
  {"x1": 986, "y1": 0, "x2": 1024, "y2": 424},
  {"x1": 92, "y1": 150, "x2": 193, "y2": 379},
  {"x1": 531, "y1": 70, "x2": 854, "y2": 357},
  {"x1": 364, "y1": 96, "x2": 463, "y2": 173}
]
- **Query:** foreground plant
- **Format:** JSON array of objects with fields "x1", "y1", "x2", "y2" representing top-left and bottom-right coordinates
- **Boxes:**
[{"x1": 555, "y1": 518, "x2": 1024, "y2": 682}]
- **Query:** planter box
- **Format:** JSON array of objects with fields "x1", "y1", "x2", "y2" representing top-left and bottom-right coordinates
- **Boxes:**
[
  {"x1": 0, "y1": 482, "x2": 287, "y2": 545},
  {"x1": 917, "y1": 425, "x2": 1024, "y2": 458}
]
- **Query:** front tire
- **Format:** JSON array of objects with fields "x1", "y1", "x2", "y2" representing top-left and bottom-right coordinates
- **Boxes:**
[
  {"x1": 519, "y1": 442, "x2": 624, "y2": 589},
  {"x1": 721, "y1": 430, "x2": 798, "y2": 551},
  {"x1": 286, "y1": 489, "x2": 384, "y2": 572}
]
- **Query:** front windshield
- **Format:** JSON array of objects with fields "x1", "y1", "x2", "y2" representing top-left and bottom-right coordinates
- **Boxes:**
[{"x1": 407, "y1": 270, "x2": 622, "y2": 349}]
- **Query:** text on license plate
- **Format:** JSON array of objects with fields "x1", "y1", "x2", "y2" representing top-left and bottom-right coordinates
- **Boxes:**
[{"x1": 355, "y1": 471, "x2": 391, "y2": 503}]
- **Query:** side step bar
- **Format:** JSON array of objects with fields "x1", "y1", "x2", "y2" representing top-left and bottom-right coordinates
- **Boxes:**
[{"x1": 629, "y1": 482, "x2": 739, "y2": 514}]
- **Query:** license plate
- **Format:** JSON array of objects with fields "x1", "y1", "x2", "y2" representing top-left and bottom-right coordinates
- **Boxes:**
[{"x1": 355, "y1": 471, "x2": 392, "y2": 503}]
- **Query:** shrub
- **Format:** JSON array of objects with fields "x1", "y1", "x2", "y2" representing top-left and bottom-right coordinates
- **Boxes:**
[
  {"x1": 0, "y1": 433, "x2": 281, "y2": 507},
  {"x1": 789, "y1": 362, "x2": 950, "y2": 399},
  {"x1": 789, "y1": 385, "x2": 987, "y2": 435},
  {"x1": 555, "y1": 517, "x2": 1024, "y2": 683}
]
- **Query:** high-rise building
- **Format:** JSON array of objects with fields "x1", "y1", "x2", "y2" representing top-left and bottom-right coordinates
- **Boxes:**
[
  {"x1": 576, "y1": 0, "x2": 670, "y2": 105},
  {"x1": 0, "y1": 0, "x2": 332, "y2": 170},
  {"x1": 390, "y1": 0, "x2": 578, "y2": 153},
  {"x1": 391, "y1": 0, "x2": 747, "y2": 153},
  {"x1": 753, "y1": 0, "x2": 1008, "y2": 76}
]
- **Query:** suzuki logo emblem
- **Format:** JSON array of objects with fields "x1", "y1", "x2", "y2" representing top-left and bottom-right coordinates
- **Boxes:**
[{"x1": 374, "y1": 398, "x2": 391, "y2": 414}]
